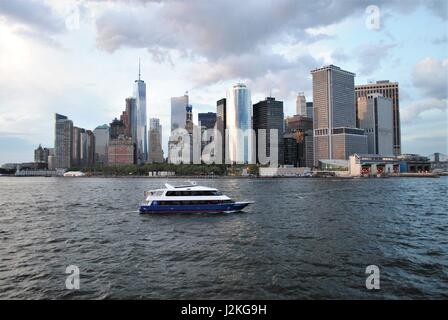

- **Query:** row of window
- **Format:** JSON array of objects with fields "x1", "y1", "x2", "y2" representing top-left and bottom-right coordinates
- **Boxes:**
[
  {"x1": 153, "y1": 200, "x2": 233, "y2": 206},
  {"x1": 165, "y1": 191, "x2": 222, "y2": 196}
]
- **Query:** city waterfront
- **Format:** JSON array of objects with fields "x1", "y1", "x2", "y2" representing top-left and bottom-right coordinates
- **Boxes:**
[{"x1": 0, "y1": 177, "x2": 447, "y2": 299}]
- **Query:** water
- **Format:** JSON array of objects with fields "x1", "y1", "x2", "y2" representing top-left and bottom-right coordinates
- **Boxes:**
[{"x1": 0, "y1": 176, "x2": 447, "y2": 299}]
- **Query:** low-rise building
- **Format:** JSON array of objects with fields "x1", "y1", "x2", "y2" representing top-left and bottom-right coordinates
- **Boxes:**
[{"x1": 349, "y1": 154, "x2": 400, "y2": 177}]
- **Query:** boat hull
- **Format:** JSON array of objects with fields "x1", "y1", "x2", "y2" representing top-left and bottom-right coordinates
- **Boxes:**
[{"x1": 139, "y1": 202, "x2": 251, "y2": 214}]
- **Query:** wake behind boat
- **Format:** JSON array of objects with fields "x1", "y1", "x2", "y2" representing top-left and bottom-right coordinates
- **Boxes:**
[{"x1": 139, "y1": 182, "x2": 253, "y2": 214}]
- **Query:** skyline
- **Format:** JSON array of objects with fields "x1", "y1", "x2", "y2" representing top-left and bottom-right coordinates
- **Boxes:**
[{"x1": 0, "y1": 0, "x2": 447, "y2": 164}]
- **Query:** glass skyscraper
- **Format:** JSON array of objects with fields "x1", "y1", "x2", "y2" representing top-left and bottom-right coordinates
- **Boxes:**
[
  {"x1": 226, "y1": 83, "x2": 254, "y2": 164},
  {"x1": 54, "y1": 113, "x2": 73, "y2": 169},
  {"x1": 133, "y1": 63, "x2": 147, "y2": 164},
  {"x1": 171, "y1": 94, "x2": 189, "y2": 131}
]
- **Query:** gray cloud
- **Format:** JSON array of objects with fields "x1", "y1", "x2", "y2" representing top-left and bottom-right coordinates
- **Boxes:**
[
  {"x1": 412, "y1": 57, "x2": 448, "y2": 99},
  {"x1": 401, "y1": 98, "x2": 447, "y2": 124}
]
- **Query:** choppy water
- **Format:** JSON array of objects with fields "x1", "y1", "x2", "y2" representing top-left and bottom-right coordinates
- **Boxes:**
[{"x1": 0, "y1": 176, "x2": 447, "y2": 299}]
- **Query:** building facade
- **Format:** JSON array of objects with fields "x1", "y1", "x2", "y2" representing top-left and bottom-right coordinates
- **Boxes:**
[
  {"x1": 311, "y1": 65, "x2": 367, "y2": 165},
  {"x1": 93, "y1": 124, "x2": 109, "y2": 165},
  {"x1": 285, "y1": 115, "x2": 313, "y2": 167},
  {"x1": 253, "y1": 97, "x2": 284, "y2": 165},
  {"x1": 108, "y1": 137, "x2": 135, "y2": 165},
  {"x1": 226, "y1": 83, "x2": 254, "y2": 164},
  {"x1": 355, "y1": 80, "x2": 401, "y2": 155},
  {"x1": 54, "y1": 113, "x2": 73, "y2": 169},
  {"x1": 34, "y1": 144, "x2": 50, "y2": 163},
  {"x1": 148, "y1": 118, "x2": 164, "y2": 163},
  {"x1": 306, "y1": 102, "x2": 313, "y2": 119},
  {"x1": 198, "y1": 112, "x2": 217, "y2": 130},
  {"x1": 357, "y1": 94, "x2": 394, "y2": 156},
  {"x1": 215, "y1": 98, "x2": 227, "y2": 163}
]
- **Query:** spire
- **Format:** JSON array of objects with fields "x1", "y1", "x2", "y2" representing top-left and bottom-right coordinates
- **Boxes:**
[{"x1": 138, "y1": 57, "x2": 141, "y2": 81}]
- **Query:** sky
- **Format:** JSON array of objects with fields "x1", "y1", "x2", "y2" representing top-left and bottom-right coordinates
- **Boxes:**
[{"x1": 0, "y1": 0, "x2": 447, "y2": 164}]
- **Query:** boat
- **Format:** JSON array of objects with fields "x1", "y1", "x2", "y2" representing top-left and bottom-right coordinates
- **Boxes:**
[{"x1": 139, "y1": 182, "x2": 253, "y2": 214}]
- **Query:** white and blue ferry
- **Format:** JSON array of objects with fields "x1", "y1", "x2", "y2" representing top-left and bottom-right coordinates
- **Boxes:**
[{"x1": 139, "y1": 182, "x2": 253, "y2": 214}]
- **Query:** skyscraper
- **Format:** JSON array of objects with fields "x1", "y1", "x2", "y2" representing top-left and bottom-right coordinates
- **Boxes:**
[
  {"x1": 355, "y1": 80, "x2": 401, "y2": 155},
  {"x1": 93, "y1": 124, "x2": 109, "y2": 165},
  {"x1": 216, "y1": 98, "x2": 227, "y2": 163},
  {"x1": 34, "y1": 144, "x2": 50, "y2": 163},
  {"x1": 296, "y1": 93, "x2": 307, "y2": 116},
  {"x1": 148, "y1": 118, "x2": 164, "y2": 163},
  {"x1": 133, "y1": 61, "x2": 147, "y2": 164},
  {"x1": 311, "y1": 65, "x2": 367, "y2": 165},
  {"x1": 306, "y1": 102, "x2": 314, "y2": 119},
  {"x1": 253, "y1": 97, "x2": 284, "y2": 165},
  {"x1": 227, "y1": 83, "x2": 254, "y2": 164},
  {"x1": 171, "y1": 93, "x2": 189, "y2": 131},
  {"x1": 284, "y1": 115, "x2": 314, "y2": 167},
  {"x1": 71, "y1": 126, "x2": 81, "y2": 167},
  {"x1": 357, "y1": 94, "x2": 394, "y2": 156},
  {"x1": 54, "y1": 113, "x2": 73, "y2": 169},
  {"x1": 125, "y1": 97, "x2": 137, "y2": 143}
]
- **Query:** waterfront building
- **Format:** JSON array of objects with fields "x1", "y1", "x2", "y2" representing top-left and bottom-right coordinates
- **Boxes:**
[
  {"x1": 133, "y1": 61, "x2": 148, "y2": 164},
  {"x1": 226, "y1": 83, "x2": 254, "y2": 164},
  {"x1": 349, "y1": 154, "x2": 400, "y2": 177},
  {"x1": 79, "y1": 129, "x2": 88, "y2": 166},
  {"x1": 148, "y1": 118, "x2": 164, "y2": 163},
  {"x1": 93, "y1": 124, "x2": 109, "y2": 165},
  {"x1": 34, "y1": 144, "x2": 50, "y2": 164},
  {"x1": 296, "y1": 93, "x2": 307, "y2": 116},
  {"x1": 283, "y1": 134, "x2": 299, "y2": 166},
  {"x1": 54, "y1": 113, "x2": 73, "y2": 169},
  {"x1": 311, "y1": 65, "x2": 367, "y2": 166},
  {"x1": 398, "y1": 154, "x2": 431, "y2": 173},
  {"x1": 198, "y1": 112, "x2": 217, "y2": 130},
  {"x1": 215, "y1": 98, "x2": 227, "y2": 163},
  {"x1": 355, "y1": 80, "x2": 401, "y2": 155},
  {"x1": 253, "y1": 97, "x2": 284, "y2": 165},
  {"x1": 357, "y1": 94, "x2": 394, "y2": 156},
  {"x1": 171, "y1": 93, "x2": 189, "y2": 131},
  {"x1": 306, "y1": 102, "x2": 313, "y2": 119},
  {"x1": 285, "y1": 115, "x2": 313, "y2": 167}
]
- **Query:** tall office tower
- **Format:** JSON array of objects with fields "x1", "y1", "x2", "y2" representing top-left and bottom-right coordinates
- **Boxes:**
[
  {"x1": 355, "y1": 80, "x2": 401, "y2": 155},
  {"x1": 227, "y1": 83, "x2": 254, "y2": 164},
  {"x1": 86, "y1": 130, "x2": 96, "y2": 166},
  {"x1": 216, "y1": 98, "x2": 227, "y2": 163},
  {"x1": 198, "y1": 112, "x2": 217, "y2": 130},
  {"x1": 148, "y1": 118, "x2": 164, "y2": 163},
  {"x1": 133, "y1": 61, "x2": 147, "y2": 164},
  {"x1": 54, "y1": 113, "x2": 73, "y2": 169},
  {"x1": 253, "y1": 97, "x2": 284, "y2": 165},
  {"x1": 357, "y1": 94, "x2": 394, "y2": 156},
  {"x1": 108, "y1": 118, "x2": 134, "y2": 165},
  {"x1": 296, "y1": 93, "x2": 307, "y2": 116},
  {"x1": 93, "y1": 125, "x2": 109, "y2": 165},
  {"x1": 34, "y1": 145, "x2": 50, "y2": 163},
  {"x1": 306, "y1": 102, "x2": 314, "y2": 119},
  {"x1": 311, "y1": 65, "x2": 367, "y2": 165},
  {"x1": 171, "y1": 93, "x2": 189, "y2": 131},
  {"x1": 125, "y1": 97, "x2": 137, "y2": 142},
  {"x1": 284, "y1": 115, "x2": 314, "y2": 167},
  {"x1": 71, "y1": 126, "x2": 81, "y2": 166},
  {"x1": 79, "y1": 128, "x2": 88, "y2": 166}
]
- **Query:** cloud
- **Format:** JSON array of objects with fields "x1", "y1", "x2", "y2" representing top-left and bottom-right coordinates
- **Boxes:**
[
  {"x1": 0, "y1": 0, "x2": 66, "y2": 45},
  {"x1": 355, "y1": 43, "x2": 397, "y2": 76},
  {"x1": 401, "y1": 98, "x2": 447, "y2": 124},
  {"x1": 412, "y1": 57, "x2": 448, "y2": 99}
]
